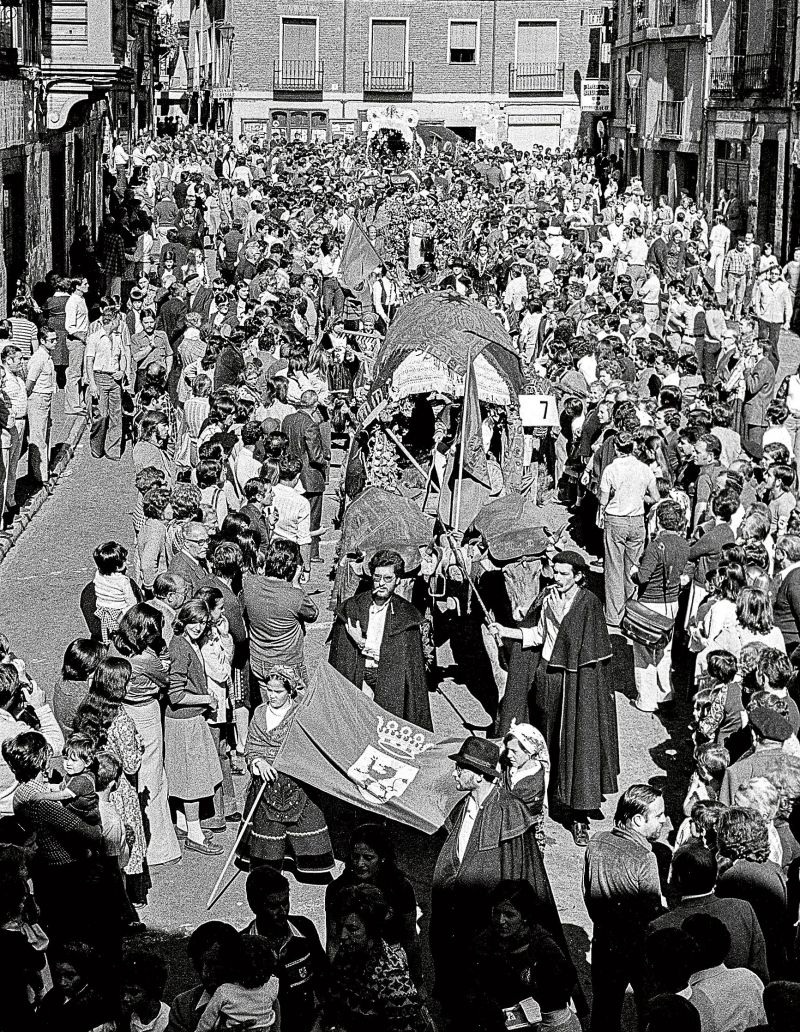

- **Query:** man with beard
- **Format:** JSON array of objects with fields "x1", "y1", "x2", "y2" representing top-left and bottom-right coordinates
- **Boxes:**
[
  {"x1": 431, "y1": 736, "x2": 564, "y2": 1011},
  {"x1": 328, "y1": 549, "x2": 432, "y2": 729}
]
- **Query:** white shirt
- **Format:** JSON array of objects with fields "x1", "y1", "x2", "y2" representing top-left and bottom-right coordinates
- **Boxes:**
[
  {"x1": 65, "y1": 293, "x2": 89, "y2": 336},
  {"x1": 364, "y1": 601, "x2": 390, "y2": 670},
  {"x1": 457, "y1": 793, "x2": 481, "y2": 861},
  {"x1": 131, "y1": 1001, "x2": 171, "y2": 1032}
]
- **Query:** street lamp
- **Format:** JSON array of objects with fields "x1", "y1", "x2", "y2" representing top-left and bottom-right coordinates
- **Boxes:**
[{"x1": 626, "y1": 68, "x2": 642, "y2": 135}]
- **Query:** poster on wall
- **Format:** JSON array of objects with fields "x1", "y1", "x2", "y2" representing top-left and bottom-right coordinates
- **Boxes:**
[{"x1": 581, "y1": 79, "x2": 611, "y2": 113}]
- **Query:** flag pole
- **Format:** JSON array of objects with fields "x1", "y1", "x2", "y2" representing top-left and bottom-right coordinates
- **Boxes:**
[
  {"x1": 453, "y1": 346, "x2": 472, "y2": 533},
  {"x1": 206, "y1": 776, "x2": 268, "y2": 909}
]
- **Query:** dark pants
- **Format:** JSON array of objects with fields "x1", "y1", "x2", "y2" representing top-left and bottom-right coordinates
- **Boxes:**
[
  {"x1": 308, "y1": 491, "x2": 323, "y2": 559},
  {"x1": 758, "y1": 318, "x2": 782, "y2": 369},
  {"x1": 321, "y1": 277, "x2": 344, "y2": 320},
  {"x1": 695, "y1": 336, "x2": 721, "y2": 385},
  {"x1": 743, "y1": 423, "x2": 766, "y2": 460},
  {"x1": 590, "y1": 928, "x2": 648, "y2": 1032},
  {"x1": 90, "y1": 371, "x2": 123, "y2": 459}
]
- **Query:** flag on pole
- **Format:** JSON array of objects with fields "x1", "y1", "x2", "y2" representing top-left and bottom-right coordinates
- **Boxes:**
[
  {"x1": 438, "y1": 354, "x2": 491, "y2": 530},
  {"x1": 273, "y1": 661, "x2": 465, "y2": 834},
  {"x1": 338, "y1": 220, "x2": 383, "y2": 292},
  {"x1": 461, "y1": 355, "x2": 490, "y2": 488}
]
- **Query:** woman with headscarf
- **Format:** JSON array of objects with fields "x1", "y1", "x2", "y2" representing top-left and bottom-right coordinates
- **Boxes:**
[
  {"x1": 236, "y1": 664, "x2": 334, "y2": 877},
  {"x1": 502, "y1": 719, "x2": 550, "y2": 853}
]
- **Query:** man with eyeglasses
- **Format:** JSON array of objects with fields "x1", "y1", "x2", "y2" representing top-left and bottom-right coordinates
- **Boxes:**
[
  {"x1": 753, "y1": 263, "x2": 792, "y2": 369},
  {"x1": 166, "y1": 521, "x2": 210, "y2": 594},
  {"x1": 329, "y1": 548, "x2": 433, "y2": 729}
]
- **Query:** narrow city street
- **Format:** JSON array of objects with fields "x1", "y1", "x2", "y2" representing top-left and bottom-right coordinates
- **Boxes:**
[{"x1": 0, "y1": 424, "x2": 680, "y2": 1004}]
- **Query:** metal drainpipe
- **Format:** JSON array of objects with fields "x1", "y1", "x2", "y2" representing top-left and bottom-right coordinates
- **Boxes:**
[{"x1": 342, "y1": 0, "x2": 348, "y2": 118}]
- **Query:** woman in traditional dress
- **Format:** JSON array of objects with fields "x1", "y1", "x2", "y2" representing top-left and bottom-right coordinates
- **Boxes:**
[
  {"x1": 492, "y1": 550, "x2": 618, "y2": 847},
  {"x1": 237, "y1": 664, "x2": 334, "y2": 877},
  {"x1": 502, "y1": 719, "x2": 550, "y2": 853}
]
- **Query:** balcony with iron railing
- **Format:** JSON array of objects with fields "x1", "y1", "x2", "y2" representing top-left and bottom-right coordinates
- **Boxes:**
[
  {"x1": 508, "y1": 62, "x2": 565, "y2": 95},
  {"x1": 273, "y1": 59, "x2": 324, "y2": 92},
  {"x1": 710, "y1": 52, "x2": 784, "y2": 97},
  {"x1": 655, "y1": 0, "x2": 704, "y2": 27},
  {"x1": 363, "y1": 60, "x2": 414, "y2": 92},
  {"x1": 656, "y1": 98, "x2": 685, "y2": 137}
]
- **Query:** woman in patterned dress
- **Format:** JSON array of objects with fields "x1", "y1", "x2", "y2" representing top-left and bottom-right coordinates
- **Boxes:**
[
  {"x1": 237, "y1": 665, "x2": 334, "y2": 876},
  {"x1": 73, "y1": 656, "x2": 149, "y2": 905},
  {"x1": 321, "y1": 883, "x2": 434, "y2": 1032}
]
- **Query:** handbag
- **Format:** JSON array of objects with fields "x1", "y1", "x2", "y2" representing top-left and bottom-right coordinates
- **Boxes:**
[{"x1": 622, "y1": 542, "x2": 676, "y2": 648}]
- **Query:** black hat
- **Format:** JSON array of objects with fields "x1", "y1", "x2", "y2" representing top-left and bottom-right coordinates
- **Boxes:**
[
  {"x1": 449, "y1": 737, "x2": 500, "y2": 779},
  {"x1": 551, "y1": 549, "x2": 589, "y2": 572},
  {"x1": 748, "y1": 706, "x2": 792, "y2": 743}
]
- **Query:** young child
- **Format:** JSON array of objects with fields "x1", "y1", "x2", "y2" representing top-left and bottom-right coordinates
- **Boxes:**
[
  {"x1": 93, "y1": 541, "x2": 137, "y2": 641},
  {"x1": 675, "y1": 746, "x2": 730, "y2": 847},
  {"x1": 121, "y1": 949, "x2": 171, "y2": 1032},
  {"x1": 765, "y1": 463, "x2": 796, "y2": 538},
  {"x1": 196, "y1": 934, "x2": 279, "y2": 1031},
  {"x1": 696, "y1": 649, "x2": 743, "y2": 748},
  {"x1": 96, "y1": 751, "x2": 130, "y2": 868},
  {"x1": 61, "y1": 732, "x2": 101, "y2": 826}
]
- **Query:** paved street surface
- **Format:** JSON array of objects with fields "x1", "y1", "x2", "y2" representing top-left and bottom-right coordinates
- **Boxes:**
[{"x1": 2, "y1": 327, "x2": 799, "y2": 1006}]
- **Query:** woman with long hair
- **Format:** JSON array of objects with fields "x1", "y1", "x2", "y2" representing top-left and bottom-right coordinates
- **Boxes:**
[
  {"x1": 73, "y1": 656, "x2": 149, "y2": 908},
  {"x1": 132, "y1": 410, "x2": 175, "y2": 484},
  {"x1": 325, "y1": 822, "x2": 420, "y2": 984},
  {"x1": 164, "y1": 599, "x2": 223, "y2": 855},
  {"x1": 110, "y1": 604, "x2": 181, "y2": 867},
  {"x1": 49, "y1": 638, "x2": 108, "y2": 734},
  {"x1": 237, "y1": 665, "x2": 334, "y2": 877}
]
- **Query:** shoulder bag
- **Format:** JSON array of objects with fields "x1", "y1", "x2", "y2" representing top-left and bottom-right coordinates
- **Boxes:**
[{"x1": 621, "y1": 541, "x2": 676, "y2": 648}]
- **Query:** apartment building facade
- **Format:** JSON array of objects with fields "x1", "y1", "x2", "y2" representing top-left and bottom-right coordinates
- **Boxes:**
[
  {"x1": 609, "y1": 0, "x2": 709, "y2": 205},
  {"x1": 187, "y1": 1, "x2": 611, "y2": 151},
  {"x1": 703, "y1": 0, "x2": 795, "y2": 252},
  {"x1": 0, "y1": 0, "x2": 157, "y2": 312}
]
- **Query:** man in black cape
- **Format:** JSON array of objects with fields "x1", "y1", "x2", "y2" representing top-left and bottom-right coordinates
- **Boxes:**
[
  {"x1": 528, "y1": 550, "x2": 620, "y2": 845},
  {"x1": 431, "y1": 737, "x2": 568, "y2": 1009},
  {"x1": 328, "y1": 548, "x2": 433, "y2": 730}
]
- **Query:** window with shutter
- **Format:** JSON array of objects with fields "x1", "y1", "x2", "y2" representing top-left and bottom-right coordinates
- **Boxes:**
[
  {"x1": 449, "y1": 20, "x2": 478, "y2": 64},
  {"x1": 281, "y1": 18, "x2": 317, "y2": 64},
  {"x1": 516, "y1": 21, "x2": 559, "y2": 66}
]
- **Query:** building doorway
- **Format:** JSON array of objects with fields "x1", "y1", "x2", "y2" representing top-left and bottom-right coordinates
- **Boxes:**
[{"x1": 757, "y1": 140, "x2": 778, "y2": 247}]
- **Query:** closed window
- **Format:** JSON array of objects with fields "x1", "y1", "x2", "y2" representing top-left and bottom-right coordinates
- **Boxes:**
[
  {"x1": 449, "y1": 20, "x2": 478, "y2": 64},
  {"x1": 281, "y1": 17, "x2": 317, "y2": 64},
  {"x1": 371, "y1": 19, "x2": 407, "y2": 66},
  {"x1": 516, "y1": 20, "x2": 558, "y2": 66}
]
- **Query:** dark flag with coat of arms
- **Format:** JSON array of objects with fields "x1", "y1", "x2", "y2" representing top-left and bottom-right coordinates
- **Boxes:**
[
  {"x1": 273, "y1": 661, "x2": 465, "y2": 833},
  {"x1": 338, "y1": 220, "x2": 382, "y2": 292}
]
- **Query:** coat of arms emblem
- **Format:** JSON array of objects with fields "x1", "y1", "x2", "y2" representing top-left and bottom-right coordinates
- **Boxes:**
[{"x1": 347, "y1": 717, "x2": 434, "y2": 804}]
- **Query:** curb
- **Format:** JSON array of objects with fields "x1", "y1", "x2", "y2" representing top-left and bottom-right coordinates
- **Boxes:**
[{"x1": 0, "y1": 413, "x2": 88, "y2": 565}]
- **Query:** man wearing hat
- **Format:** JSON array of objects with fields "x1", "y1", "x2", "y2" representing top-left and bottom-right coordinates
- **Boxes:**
[
  {"x1": 430, "y1": 736, "x2": 562, "y2": 1009},
  {"x1": 720, "y1": 705, "x2": 793, "y2": 804}
]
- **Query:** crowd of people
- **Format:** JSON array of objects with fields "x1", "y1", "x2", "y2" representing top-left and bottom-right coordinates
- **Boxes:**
[{"x1": 2, "y1": 119, "x2": 800, "y2": 1031}]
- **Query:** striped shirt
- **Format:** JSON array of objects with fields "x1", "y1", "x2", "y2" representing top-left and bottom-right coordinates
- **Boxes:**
[{"x1": 8, "y1": 317, "x2": 37, "y2": 359}]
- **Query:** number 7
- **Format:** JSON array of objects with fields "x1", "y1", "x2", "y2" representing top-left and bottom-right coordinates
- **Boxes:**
[{"x1": 540, "y1": 399, "x2": 549, "y2": 419}]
